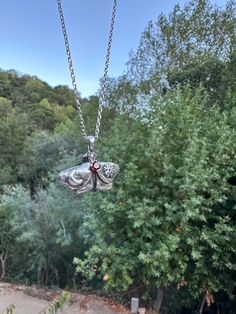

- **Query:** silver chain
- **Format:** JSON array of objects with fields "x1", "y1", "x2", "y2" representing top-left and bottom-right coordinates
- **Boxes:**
[{"x1": 56, "y1": 0, "x2": 118, "y2": 141}]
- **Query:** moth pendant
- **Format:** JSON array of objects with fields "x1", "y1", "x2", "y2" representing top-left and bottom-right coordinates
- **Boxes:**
[{"x1": 58, "y1": 136, "x2": 119, "y2": 194}]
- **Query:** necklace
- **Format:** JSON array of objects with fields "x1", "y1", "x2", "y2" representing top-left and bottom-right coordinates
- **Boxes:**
[{"x1": 57, "y1": 0, "x2": 120, "y2": 194}]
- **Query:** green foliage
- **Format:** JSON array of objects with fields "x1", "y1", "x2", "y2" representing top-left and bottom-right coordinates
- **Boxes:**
[
  {"x1": 0, "y1": 292, "x2": 70, "y2": 314},
  {"x1": 0, "y1": 97, "x2": 12, "y2": 117},
  {"x1": 0, "y1": 305, "x2": 16, "y2": 314},
  {"x1": 0, "y1": 205, "x2": 15, "y2": 261},
  {"x1": 39, "y1": 291, "x2": 70, "y2": 314},
  {"x1": 74, "y1": 86, "x2": 236, "y2": 309},
  {"x1": 167, "y1": 52, "x2": 236, "y2": 107},
  {"x1": 107, "y1": 0, "x2": 236, "y2": 113},
  {"x1": 128, "y1": 0, "x2": 236, "y2": 84},
  {"x1": 28, "y1": 98, "x2": 56, "y2": 130},
  {"x1": 1, "y1": 183, "x2": 87, "y2": 287},
  {"x1": 0, "y1": 98, "x2": 29, "y2": 185},
  {"x1": 1, "y1": 1, "x2": 236, "y2": 313}
]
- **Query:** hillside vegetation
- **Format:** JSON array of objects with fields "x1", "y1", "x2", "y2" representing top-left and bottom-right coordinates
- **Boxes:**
[{"x1": 0, "y1": 1, "x2": 236, "y2": 313}]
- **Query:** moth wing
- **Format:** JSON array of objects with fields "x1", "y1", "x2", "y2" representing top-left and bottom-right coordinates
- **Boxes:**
[
  {"x1": 96, "y1": 162, "x2": 119, "y2": 191},
  {"x1": 59, "y1": 163, "x2": 94, "y2": 194},
  {"x1": 75, "y1": 175, "x2": 94, "y2": 194}
]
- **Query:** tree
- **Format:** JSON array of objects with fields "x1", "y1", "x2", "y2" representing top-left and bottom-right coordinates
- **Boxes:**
[
  {"x1": 167, "y1": 52, "x2": 236, "y2": 106},
  {"x1": 0, "y1": 206, "x2": 15, "y2": 280},
  {"x1": 127, "y1": 0, "x2": 236, "y2": 84},
  {"x1": 0, "y1": 97, "x2": 12, "y2": 118},
  {"x1": 53, "y1": 85, "x2": 76, "y2": 107},
  {"x1": 28, "y1": 98, "x2": 56, "y2": 130},
  {"x1": 105, "y1": 0, "x2": 236, "y2": 112},
  {"x1": 1, "y1": 183, "x2": 87, "y2": 287},
  {"x1": 74, "y1": 86, "x2": 236, "y2": 313},
  {"x1": 1, "y1": 1, "x2": 236, "y2": 312},
  {"x1": 0, "y1": 100, "x2": 29, "y2": 186}
]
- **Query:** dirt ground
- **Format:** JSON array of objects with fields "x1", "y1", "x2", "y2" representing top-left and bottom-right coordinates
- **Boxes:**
[{"x1": 0, "y1": 283, "x2": 131, "y2": 314}]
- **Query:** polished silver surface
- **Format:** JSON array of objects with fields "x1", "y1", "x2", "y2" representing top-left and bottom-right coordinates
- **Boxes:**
[
  {"x1": 87, "y1": 135, "x2": 95, "y2": 152},
  {"x1": 56, "y1": 0, "x2": 118, "y2": 140},
  {"x1": 59, "y1": 161, "x2": 119, "y2": 194},
  {"x1": 59, "y1": 134, "x2": 119, "y2": 194}
]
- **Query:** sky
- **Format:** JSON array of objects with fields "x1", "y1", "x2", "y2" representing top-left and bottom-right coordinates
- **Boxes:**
[{"x1": 0, "y1": 0, "x2": 229, "y2": 97}]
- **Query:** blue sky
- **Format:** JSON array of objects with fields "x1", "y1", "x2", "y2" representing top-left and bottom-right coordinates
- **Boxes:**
[{"x1": 0, "y1": 0, "x2": 229, "y2": 97}]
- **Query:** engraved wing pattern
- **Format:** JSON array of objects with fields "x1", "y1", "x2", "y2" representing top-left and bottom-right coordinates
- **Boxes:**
[{"x1": 59, "y1": 162, "x2": 119, "y2": 194}]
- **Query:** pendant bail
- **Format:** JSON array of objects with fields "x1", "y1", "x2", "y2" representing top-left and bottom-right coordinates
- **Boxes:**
[
  {"x1": 86, "y1": 136, "x2": 96, "y2": 164},
  {"x1": 87, "y1": 136, "x2": 95, "y2": 152}
]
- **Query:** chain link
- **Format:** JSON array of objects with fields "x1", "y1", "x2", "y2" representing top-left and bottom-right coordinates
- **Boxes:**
[{"x1": 56, "y1": 0, "x2": 118, "y2": 141}]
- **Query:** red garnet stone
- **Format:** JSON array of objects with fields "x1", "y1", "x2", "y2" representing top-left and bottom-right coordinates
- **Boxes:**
[{"x1": 91, "y1": 161, "x2": 101, "y2": 172}]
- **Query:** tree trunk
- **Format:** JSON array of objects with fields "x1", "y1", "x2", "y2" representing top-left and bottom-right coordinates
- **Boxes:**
[
  {"x1": 199, "y1": 295, "x2": 206, "y2": 314},
  {"x1": 0, "y1": 251, "x2": 7, "y2": 280},
  {"x1": 154, "y1": 287, "x2": 164, "y2": 314}
]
